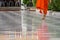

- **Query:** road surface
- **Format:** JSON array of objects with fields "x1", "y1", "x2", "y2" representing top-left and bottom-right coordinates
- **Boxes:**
[{"x1": 0, "y1": 10, "x2": 60, "y2": 40}]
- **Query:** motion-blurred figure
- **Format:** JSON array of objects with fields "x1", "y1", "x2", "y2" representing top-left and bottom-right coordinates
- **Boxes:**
[
  {"x1": 9, "y1": 0, "x2": 15, "y2": 7},
  {"x1": 0, "y1": 0, "x2": 2, "y2": 7},
  {"x1": 15, "y1": 1, "x2": 20, "y2": 7}
]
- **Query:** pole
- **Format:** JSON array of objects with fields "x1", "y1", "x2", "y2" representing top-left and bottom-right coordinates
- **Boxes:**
[{"x1": 21, "y1": 0, "x2": 27, "y2": 40}]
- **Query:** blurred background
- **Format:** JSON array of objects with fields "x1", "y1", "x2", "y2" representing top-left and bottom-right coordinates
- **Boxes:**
[
  {"x1": 0, "y1": 0, "x2": 21, "y2": 7},
  {"x1": 23, "y1": 0, "x2": 60, "y2": 11},
  {"x1": 0, "y1": 0, "x2": 60, "y2": 40}
]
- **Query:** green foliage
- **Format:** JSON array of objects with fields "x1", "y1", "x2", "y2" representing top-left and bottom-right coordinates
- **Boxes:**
[
  {"x1": 33, "y1": 0, "x2": 36, "y2": 7},
  {"x1": 54, "y1": 0, "x2": 60, "y2": 11},
  {"x1": 48, "y1": 0, "x2": 60, "y2": 11},
  {"x1": 23, "y1": 0, "x2": 36, "y2": 7},
  {"x1": 23, "y1": 0, "x2": 29, "y2": 4}
]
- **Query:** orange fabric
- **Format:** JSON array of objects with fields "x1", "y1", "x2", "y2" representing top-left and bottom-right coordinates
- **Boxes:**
[{"x1": 36, "y1": 0, "x2": 48, "y2": 15}]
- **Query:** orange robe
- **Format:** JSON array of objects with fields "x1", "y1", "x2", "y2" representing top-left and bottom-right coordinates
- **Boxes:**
[{"x1": 36, "y1": 0, "x2": 48, "y2": 15}]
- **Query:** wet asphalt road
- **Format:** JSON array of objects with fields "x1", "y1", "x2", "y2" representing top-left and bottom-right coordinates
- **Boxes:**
[
  {"x1": 0, "y1": 10, "x2": 60, "y2": 39},
  {"x1": 0, "y1": 11, "x2": 21, "y2": 32}
]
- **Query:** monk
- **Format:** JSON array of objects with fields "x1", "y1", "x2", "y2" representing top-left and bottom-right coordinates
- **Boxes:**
[{"x1": 36, "y1": 0, "x2": 49, "y2": 20}]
